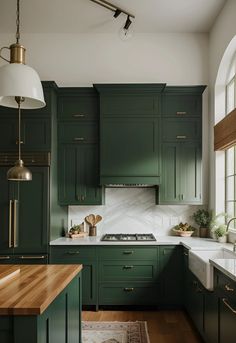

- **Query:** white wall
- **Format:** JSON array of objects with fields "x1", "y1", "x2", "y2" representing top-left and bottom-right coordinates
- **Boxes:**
[
  {"x1": 0, "y1": 33, "x2": 208, "y2": 86},
  {"x1": 209, "y1": 0, "x2": 236, "y2": 210}
]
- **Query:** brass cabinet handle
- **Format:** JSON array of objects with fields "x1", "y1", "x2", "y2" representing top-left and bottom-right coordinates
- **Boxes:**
[
  {"x1": 13, "y1": 200, "x2": 18, "y2": 248},
  {"x1": 123, "y1": 265, "x2": 134, "y2": 269},
  {"x1": 0, "y1": 256, "x2": 11, "y2": 260},
  {"x1": 176, "y1": 135, "x2": 187, "y2": 139},
  {"x1": 225, "y1": 284, "x2": 234, "y2": 292},
  {"x1": 18, "y1": 255, "x2": 46, "y2": 259},
  {"x1": 66, "y1": 251, "x2": 80, "y2": 255},
  {"x1": 124, "y1": 288, "x2": 134, "y2": 292},
  {"x1": 81, "y1": 195, "x2": 85, "y2": 201},
  {"x1": 9, "y1": 200, "x2": 12, "y2": 248},
  {"x1": 16, "y1": 140, "x2": 24, "y2": 145},
  {"x1": 176, "y1": 111, "x2": 187, "y2": 115},
  {"x1": 123, "y1": 251, "x2": 134, "y2": 255},
  {"x1": 184, "y1": 252, "x2": 188, "y2": 256},
  {"x1": 74, "y1": 137, "x2": 85, "y2": 141},
  {"x1": 73, "y1": 114, "x2": 85, "y2": 118},
  {"x1": 222, "y1": 298, "x2": 236, "y2": 314}
]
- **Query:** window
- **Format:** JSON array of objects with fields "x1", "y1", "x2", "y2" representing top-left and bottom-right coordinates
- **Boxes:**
[{"x1": 225, "y1": 66, "x2": 236, "y2": 228}]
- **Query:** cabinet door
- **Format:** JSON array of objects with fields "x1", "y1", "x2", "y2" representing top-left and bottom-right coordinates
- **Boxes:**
[
  {"x1": 0, "y1": 168, "x2": 16, "y2": 254},
  {"x1": 14, "y1": 167, "x2": 49, "y2": 254},
  {"x1": 159, "y1": 246, "x2": 183, "y2": 306},
  {"x1": 58, "y1": 144, "x2": 103, "y2": 205},
  {"x1": 180, "y1": 143, "x2": 202, "y2": 204},
  {"x1": 159, "y1": 142, "x2": 202, "y2": 205},
  {"x1": 219, "y1": 297, "x2": 236, "y2": 343},
  {"x1": 100, "y1": 118, "x2": 160, "y2": 183},
  {"x1": 0, "y1": 116, "x2": 51, "y2": 151},
  {"x1": 185, "y1": 271, "x2": 204, "y2": 336},
  {"x1": 204, "y1": 291, "x2": 218, "y2": 343},
  {"x1": 159, "y1": 143, "x2": 180, "y2": 204}
]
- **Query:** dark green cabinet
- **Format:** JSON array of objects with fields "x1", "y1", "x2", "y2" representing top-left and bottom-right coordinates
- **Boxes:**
[
  {"x1": 50, "y1": 246, "x2": 97, "y2": 307},
  {"x1": 57, "y1": 88, "x2": 104, "y2": 205},
  {"x1": 0, "y1": 167, "x2": 49, "y2": 255},
  {"x1": 185, "y1": 270, "x2": 205, "y2": 337},
  {"x1": 100, "y1": 118, "x2": 160, "y2": 184},
  {"x1": 0, "y1": 116, "x2": 51, "y2": 152},
  {"x1": 158, "y1": 246, "x2": 183, "y2": 306},
  {"x1": 98, "y1": 246, "x2": 160, "y2": 306},
  {"x1": 204, "y1": 291, "x2": 218, "y2": 343},
  {"x1": 58, "y1": 144, "x2": 103, "y2": 205},
  {"x1": 0, "y1": 273, "x2": 82, "y2": 343},
  {"x1": 96, "y1": 84, "x2": 165, "y2": 185},
  {"x1": 159, "y1": 142, "x2": 202, "y2": 204}
]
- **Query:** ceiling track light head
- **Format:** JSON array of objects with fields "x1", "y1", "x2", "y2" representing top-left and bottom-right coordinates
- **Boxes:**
[
  {"x1": 124, "y1": 15, "x2": 132, "y2": 30},
  {"x1": 113, "y1": 9, "x2": 121, "y2": 18}
]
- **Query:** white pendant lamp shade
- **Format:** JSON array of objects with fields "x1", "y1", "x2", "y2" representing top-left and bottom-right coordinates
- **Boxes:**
[{"x1": 0, "y1": 63, "x2": 45, "y2": 109}]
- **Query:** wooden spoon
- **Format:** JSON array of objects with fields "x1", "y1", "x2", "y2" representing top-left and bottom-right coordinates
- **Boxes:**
[
  {"x1": 95, "y1": 215, "x2": 102, "y2": 225},
  {"x1": 85, "y1": 214, "x2": 96, "y2": 226}
]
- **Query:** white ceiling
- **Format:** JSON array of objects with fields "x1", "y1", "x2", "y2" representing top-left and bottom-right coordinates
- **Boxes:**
[{"x1": 0, "y1": 0, "x2": 226, "y2": 34}]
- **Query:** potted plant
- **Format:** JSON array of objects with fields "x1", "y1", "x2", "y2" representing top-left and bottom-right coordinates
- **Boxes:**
[
  {"x1": 214, "y1": 225, "x2": 228, "y2": 243},
  {"x1": 192, "y1": 209, "x2": 211, "y2": 238}
]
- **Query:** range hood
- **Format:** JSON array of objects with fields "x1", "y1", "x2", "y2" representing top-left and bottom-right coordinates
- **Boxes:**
[
  {"x1": 100, "y1": 176, "x2": 161, "y2": 187},
  {"x1": 104, "y1": 184, "x2": 157, "y2": 188}
]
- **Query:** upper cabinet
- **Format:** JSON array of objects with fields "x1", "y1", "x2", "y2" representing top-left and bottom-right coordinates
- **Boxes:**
[
  {"x1": 57, "y1": 88, "x2": 104, "y2": 206},
  {"x1": 95, "y1": 84, "x2": 165, "y2": 185},
  {"x1": 158, "y1": 86, "x2": 206, "y2": 205}
]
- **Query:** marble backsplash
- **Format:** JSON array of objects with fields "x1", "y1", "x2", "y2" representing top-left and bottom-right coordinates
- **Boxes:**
[{"x1": 68, "y1": 188, "x2": 204, "y2": 236}]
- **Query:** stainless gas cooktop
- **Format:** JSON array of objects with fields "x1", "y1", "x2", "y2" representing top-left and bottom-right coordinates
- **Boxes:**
[{"x1": 101, "y1": 233, "x2": 156, "y2": 241}]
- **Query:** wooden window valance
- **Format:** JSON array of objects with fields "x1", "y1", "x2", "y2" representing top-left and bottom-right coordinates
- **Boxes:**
[{"x1": 214, "y1": 107, "x2": 236, "y2": 150}]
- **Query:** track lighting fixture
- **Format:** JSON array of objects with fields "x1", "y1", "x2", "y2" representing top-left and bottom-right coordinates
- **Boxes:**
[{"x1": 89, "y1": 0, "x2": 135, "y2": 39}]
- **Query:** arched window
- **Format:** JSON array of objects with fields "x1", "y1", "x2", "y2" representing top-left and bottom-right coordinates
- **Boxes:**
[{"x1": 225, "y1": 55, "x2": 236, "y2": 224}]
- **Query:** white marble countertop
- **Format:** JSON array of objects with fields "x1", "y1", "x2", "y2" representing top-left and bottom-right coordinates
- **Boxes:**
[
  {"x1": 50, "y1": 235, "x2": 233, "y2": 250},
  {"x1": 210, "y1": 259, "x2": 236, "y2": 282}
]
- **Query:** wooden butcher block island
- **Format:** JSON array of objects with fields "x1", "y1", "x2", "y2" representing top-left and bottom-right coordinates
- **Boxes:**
[{"x1": 0, "y1": 264, "x2": 82, "y2": 343}]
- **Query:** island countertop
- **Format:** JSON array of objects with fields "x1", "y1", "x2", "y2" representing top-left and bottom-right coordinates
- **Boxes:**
[{"x1": 0, "y1": 264, "x2": 82, "y2": 316}]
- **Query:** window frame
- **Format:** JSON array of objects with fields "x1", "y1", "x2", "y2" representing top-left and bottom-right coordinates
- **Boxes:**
[{"x1": 225, "y1": 71, "x2": 236, "y2": 230}]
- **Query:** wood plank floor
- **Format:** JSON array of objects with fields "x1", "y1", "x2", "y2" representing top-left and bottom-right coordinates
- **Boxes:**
[{"x1": 82, "y1": 310, "x2": 203, "y2": 343}]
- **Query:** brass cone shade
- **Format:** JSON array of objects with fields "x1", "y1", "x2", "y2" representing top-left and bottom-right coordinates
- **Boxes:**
[{"x1": 7, "y1": 159, "x2": 32, "y2": 181}]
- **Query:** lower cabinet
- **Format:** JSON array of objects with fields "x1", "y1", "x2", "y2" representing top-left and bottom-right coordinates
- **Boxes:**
[
  {"x1": 185, "y1": 269, "x2": 205, "y2": 337},
  {"x1": 98, "y1": 246, "x2": 159, "y2": 306},
  {"x1": 0, "y1": 254, "x2": 48, "y2": 264},
  {"x1": 50, "y1": 246, "x2": 97, "y2": 307},
  {"x1": 215, "y1": 269, "x2": 236, "y2": 343},
  {"x1": 204, "y1": 291, "x2": 219, "y2": 343},
  {"x1": 158, "y1": 245, "x2": 183, "y2": 306}
]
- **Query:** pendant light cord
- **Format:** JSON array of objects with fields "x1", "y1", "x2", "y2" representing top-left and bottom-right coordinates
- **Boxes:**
[
  {"x1": 18, "y1": 100, "x2": 21, "y2": 160},
  {"x1": 16, "y1": 0, "x2": 20, "y2": 44}
]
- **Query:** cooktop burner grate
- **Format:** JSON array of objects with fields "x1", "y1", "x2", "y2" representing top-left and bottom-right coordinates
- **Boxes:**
[{"x1": 101, "y1": 233, "x2": 156, "y2": 241}]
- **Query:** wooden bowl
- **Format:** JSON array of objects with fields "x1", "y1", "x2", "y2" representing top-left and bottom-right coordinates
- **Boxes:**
[{"x1": 172, "y1": 229, "x2": 194, "y2": 237}]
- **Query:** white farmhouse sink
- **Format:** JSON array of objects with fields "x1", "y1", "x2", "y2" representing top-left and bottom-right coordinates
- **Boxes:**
[{"x1": 188, "y1": 248, "x2": 236, "y2": 290}]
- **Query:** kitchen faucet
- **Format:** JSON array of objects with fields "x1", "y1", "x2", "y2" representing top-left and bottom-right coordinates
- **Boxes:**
[
  {"x1": 226, "y1": 217, "x2": 236, "y2": 252},
  {"x1": 226, "y1": 217, "x2": 236, "y2": 232}
]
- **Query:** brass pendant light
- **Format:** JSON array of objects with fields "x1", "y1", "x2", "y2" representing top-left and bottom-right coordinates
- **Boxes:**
[
  {"x1": 0, "y1": 0, "x2": 46, "y2": 181},
  {"x1": 7, "y1": 97, "x2": 32, "y2": 181}
]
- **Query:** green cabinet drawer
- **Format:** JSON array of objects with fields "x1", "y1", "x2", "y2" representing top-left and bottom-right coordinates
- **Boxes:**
[
  {"x1": 58, "y1": 122, "x2": 98, "y2": 144},
  {"x1": 219, "y1": 296, "x2": 236, "y2": 343},
  {"x1": 99, "y1": 247, "x2": 158, "y2": 261},
  {"x1": 99, "y1": 282, "x2": 160, "y2": 305},
  {"x1": 162, "y1": 94, "x2": 202, "y2": 117},
  {"x1": 58, "y1": 92, "x2": 98, "y2": 121},
  {"x1": 162, "y1": 118, "x2": 201, "y2": 142},
  {"x1": 50, "y1": 246, "x2": 96, "y2": 261},
  {"x1": 99, "y1": 261, "x2": 157, "y2": 282}
]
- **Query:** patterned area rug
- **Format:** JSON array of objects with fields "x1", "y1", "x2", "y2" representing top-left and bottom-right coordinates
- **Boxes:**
[{"x1": 82, "y1": 321, "x2": 150, "y2": 343}]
